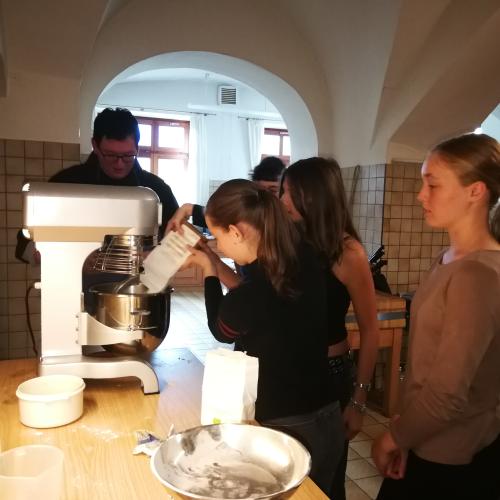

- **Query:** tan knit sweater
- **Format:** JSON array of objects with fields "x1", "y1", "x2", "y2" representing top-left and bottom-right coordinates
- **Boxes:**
[{"x1": 391, "y1": 250, "x2": 500, "y2": 464}]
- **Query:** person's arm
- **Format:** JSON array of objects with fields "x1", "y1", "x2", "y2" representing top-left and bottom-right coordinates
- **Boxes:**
[
  {"x1": 390, "y1": 260, "x2": 499, "y2": 449},
  {"x1": 197, "y1": 240, "x2": 242, "y2": 290},
  {"x1": 166, "y1": 203, "x2": 207, "y2": 233},
  {"x1": 335, "y1": 239, "x2": 379, "y2": 438},
  {"x1": 187, "y1": 245, "x2": 245, "y2": 343},
  {"x1": 155, "y1": 182, "x2": 179, "y2": 237}
]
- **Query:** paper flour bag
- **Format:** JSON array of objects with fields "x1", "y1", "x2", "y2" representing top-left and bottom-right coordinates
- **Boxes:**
[
  {"x1": 201, "y1": 349, "x2": 259, "y2": 425},
  {"x1": 140, "y1": 223, "x2": 202, "y2": 293}
]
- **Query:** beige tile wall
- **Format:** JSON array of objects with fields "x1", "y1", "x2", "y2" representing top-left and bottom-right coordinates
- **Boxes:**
[
  {"x1": 382, "y1": 161, "x2": 448, "y2": 294},
  {"x1": 0, "y1": 138, "x2": 80, "y2": 360},
  {"x1": 342, "y1": 164, "x2": 385, "y2": 258}
]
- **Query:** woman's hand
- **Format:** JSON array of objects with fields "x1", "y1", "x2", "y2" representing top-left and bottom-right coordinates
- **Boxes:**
[
  {"x1": 166, "y1": 203, "x2": 194, "y2": 233},
  {"x1": 372, "y1": 417, "x2": 407, "y2": 479},
  {"x1": 185, "y1": 244, "x2": 217, "y2": 277},
  {"x1": 343, "y1": 405, "x2": 363, "y2": 440}
]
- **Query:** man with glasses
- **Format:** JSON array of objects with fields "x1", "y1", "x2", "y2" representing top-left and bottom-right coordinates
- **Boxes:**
[
  {"x1": 49, "y1": 107, "x2": 179, "y2": 234},
  {"x1": 16, "y1": 107, "x2": 179, "y2": 264}
]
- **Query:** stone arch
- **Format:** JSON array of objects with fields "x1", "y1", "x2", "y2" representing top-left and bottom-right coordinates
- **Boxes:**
[{"x1": 80, "y1": 51, "x2": 318, "y2": 161}]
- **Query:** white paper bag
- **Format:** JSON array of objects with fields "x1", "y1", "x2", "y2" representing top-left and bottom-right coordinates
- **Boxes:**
[
  {"x1": 140, "y1": 223, "x2": 202, "y2": 293},
  {"x1": 201, "y1": 349, "x2": 259, "y2": 425}
]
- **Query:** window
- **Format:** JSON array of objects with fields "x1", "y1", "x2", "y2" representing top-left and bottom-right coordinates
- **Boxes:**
[
  {"x1": 136, "y1": 117, "x2": 190, "y2": 203},
  {"x1": 261, "y1": 128, "x2": 290, "y2": 165}
]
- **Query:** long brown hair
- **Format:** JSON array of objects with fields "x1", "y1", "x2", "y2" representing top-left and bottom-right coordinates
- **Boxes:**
[
  {"x1": 282, "y1": 157, "x2": 360, "y2": 266},
  {"x1": 431, "y1": 134, "x2": 500, "y2": 241},
  {"x1": 206, "y1": 179, "x2": 300, "y2": 297}
]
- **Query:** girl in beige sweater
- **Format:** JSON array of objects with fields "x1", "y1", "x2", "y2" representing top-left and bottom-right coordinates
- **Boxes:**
[{"x1": 372, "y1": 134, "x2": 500, "y2": 499}]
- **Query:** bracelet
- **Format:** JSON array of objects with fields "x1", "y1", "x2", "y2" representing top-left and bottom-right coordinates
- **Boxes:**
[
  {"x1": 353, "y1": 382, "x2": 372, "y2": 392},
  {"x1": 349, "y1": 398, "x2": 367, "y2": 414}
]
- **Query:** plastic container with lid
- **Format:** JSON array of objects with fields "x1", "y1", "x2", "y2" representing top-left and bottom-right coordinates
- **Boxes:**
[{"x1": 16, "y1": 375, "x2": 85, "y2": 428}]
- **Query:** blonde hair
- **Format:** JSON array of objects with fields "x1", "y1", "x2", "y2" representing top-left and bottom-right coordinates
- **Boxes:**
[{"x1": 431, "y1": 133, "x2": 500, "y2": 240}]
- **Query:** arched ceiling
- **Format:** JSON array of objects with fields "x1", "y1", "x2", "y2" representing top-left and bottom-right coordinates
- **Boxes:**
[{"x1": 0, "y1": 0, "x2": 499, "y2": 164}]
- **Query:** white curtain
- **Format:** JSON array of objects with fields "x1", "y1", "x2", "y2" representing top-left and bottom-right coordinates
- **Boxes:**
[
  {"x1": 189, "y1": 114, "x2": 209, "y2": 205},
  {"x1": 247, "y1": 118, "x2": 264, "y2": 173}
]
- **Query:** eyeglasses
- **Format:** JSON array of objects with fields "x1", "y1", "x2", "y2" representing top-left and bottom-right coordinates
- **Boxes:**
[{"x1": 98, "y1": 148, "x2": 137, "y2": 163}]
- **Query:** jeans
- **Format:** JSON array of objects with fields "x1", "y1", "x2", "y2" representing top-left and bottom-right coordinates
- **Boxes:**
[
  {"x1": 328, "y1": 353, "x2": 356, "y2": 500},
  {"x1": 260, "y1": 400, "x2": 345, "y2": 497}
]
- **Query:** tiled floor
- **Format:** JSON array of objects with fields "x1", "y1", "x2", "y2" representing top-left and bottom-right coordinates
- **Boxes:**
[{"x1": 161, "y1": 289, "x2": 386, "y2": 499}]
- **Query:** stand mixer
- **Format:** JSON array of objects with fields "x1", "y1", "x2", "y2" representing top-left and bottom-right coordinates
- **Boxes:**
[{"x1": 22, "y1": 182, "x2": 171, "y2": 394}]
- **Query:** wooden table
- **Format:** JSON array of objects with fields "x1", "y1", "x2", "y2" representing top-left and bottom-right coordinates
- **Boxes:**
[
  {"x1": 0, "y1": 349, "x2": 327, "y2": 499},
  {"x1": 346, "y1": 292, "x2": 406, "y2": 416}
]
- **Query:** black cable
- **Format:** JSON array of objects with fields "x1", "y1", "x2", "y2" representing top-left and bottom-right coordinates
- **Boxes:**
[{"x1": 25, "y1": 282, "x2": 39, "y2": 358}]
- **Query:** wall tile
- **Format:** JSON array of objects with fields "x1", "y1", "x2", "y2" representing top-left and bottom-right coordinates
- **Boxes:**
[
  {"x1": 44, "y1": 159, "x2": 63, "y2": 177},
  {"x1": 5, "y1": 140, "x2": 24, "y2": 157},
  {"x1": 25, "y1": 158, "x2": 44, "y2": 176},
  {"x1": 25, "y1": 141, "x2": 44, "y2": 158},
  {"x1": 44, "y1": 142, "x2": 62, "y2": 159},
  {"x1": 5, "y1": 157, "x2": 24, "y2": 175},
  {"x1": 7, "y1": 211, "x2": 22, "y2": 228},
  {"x1": 6, "y1": 175, "x2": 24, "y2": 193},
  {"x1": 6, "y1": 193, "x2": 22, "y2": 210}
]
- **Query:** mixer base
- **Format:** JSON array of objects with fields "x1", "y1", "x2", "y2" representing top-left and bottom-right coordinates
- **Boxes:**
[{"x1": 39, "y1": 354, "x2": 160, "y2": 394}]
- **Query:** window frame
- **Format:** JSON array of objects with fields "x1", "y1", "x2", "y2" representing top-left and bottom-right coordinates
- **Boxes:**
[
  {"x1": 261, "y1": 127, "x2": 290, "y2": 165},
  {"x1": 136, "y1": 117, "x2": 190, "y2": 175}
]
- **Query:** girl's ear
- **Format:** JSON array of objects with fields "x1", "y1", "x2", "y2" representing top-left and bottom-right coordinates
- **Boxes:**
[
  {"x1": 469, "y1": 180, "x2": 488, "y2": 203},
  {"x1": 228, "y1": 224, "x2": 244, "y2": 244}
]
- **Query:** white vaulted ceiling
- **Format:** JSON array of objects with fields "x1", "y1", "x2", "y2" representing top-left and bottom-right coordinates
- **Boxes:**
[{"x1": 0, "y1": 0, "x2": 499, "y2": 164}]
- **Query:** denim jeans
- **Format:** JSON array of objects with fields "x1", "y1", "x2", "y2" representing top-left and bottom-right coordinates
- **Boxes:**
[
  {"x1": 328, "y1": 353, "x2": 356, "y2": 500},
  {"x1": 260, "y1": 400, "x2": 345, "y2": 497}
]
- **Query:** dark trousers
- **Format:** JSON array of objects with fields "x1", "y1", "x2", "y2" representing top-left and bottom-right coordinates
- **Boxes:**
[
  {"x1": 377, "y1": 434, "x2": 500, "y2": 500},
  {"x1": 328, "y1": 354, "x2": 355, "y2": 500},
  {"x1": 261, "y1": 400, "x2": 345, "y2": 498}
]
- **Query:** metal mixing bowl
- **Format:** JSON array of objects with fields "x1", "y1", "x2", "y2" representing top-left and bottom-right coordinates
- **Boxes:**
[{"x1": 150, "y1": 423, "x2": 311, "y2": 500}]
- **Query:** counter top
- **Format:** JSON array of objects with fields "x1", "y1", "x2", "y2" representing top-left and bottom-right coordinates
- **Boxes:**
[
  {"x1": 0, "y1": 349, "x2": 327, "y2": 500},
  {"x1": 346, "y1": 291, "x2": 406, "y2": 330}
]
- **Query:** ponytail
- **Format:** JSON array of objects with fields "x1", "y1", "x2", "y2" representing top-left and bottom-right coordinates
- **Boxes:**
[{"x1": 206, "y1": 179, "x2": 300, "y2": 297}]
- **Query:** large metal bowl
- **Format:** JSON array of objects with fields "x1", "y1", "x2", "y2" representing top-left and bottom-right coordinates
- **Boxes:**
[{"x1": 150, "y1": 423, "x2": 311, "y2": 500}]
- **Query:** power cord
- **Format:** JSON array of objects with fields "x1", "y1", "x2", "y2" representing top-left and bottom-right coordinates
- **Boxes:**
[{"x1": 25, "y1": 282, "x2": 39, "y2": 357}]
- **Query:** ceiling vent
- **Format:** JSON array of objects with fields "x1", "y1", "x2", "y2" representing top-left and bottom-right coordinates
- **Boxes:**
[{"x1": 218, "y1": 85, "x2": 237, "y2": 105}]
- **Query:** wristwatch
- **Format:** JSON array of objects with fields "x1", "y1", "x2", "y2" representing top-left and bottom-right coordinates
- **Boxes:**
[{"x1": 349, "y1": 398, "x2": 367, "y2": 414}]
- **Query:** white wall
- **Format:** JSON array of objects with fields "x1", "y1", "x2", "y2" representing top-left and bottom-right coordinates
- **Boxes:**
[
  {"x1": 0, "y1": 71, "x2": 80, "y2": 142},
  {"x1": 98, "y1": 79, "x2": 284, "y2": 199}
]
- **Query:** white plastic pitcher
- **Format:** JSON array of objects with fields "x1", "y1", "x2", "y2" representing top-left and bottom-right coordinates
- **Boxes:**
[{"x1": 0, "y1": 445, "x2": 64, "y2": 500}]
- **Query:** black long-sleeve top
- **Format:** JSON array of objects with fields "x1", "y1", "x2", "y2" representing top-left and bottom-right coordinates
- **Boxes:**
[{"x1": 204, "y1": 245, "x2": 334, "y2": 421}]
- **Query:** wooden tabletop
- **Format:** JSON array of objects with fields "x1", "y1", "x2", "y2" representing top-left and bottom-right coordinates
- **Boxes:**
[{"x1": 0, "y1": 349, "x2": 327, "y2": 499}]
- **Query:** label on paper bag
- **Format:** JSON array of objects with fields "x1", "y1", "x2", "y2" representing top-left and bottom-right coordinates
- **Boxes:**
[{"x1": 201, "y1": 349, "x2": 259, "y2": 425}]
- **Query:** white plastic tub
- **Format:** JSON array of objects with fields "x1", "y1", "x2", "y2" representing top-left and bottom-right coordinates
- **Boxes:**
[{"x1": 16, "y1": 375, "x2": 85, "y2": 428}]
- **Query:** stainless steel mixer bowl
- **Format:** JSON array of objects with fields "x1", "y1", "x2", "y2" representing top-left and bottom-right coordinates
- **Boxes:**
[
  {"x1": 88, "y1": 280, "x2": 172, "y2": 354},
  {"x1": 150, "y1": 423, "x2": 311, "y2": 500}
]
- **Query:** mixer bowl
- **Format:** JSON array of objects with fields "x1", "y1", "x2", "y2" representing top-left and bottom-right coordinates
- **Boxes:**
[
  {"x1": 88, "y1": 280, "x2": 172, "y2": 354},
  {"x1": 150, "y1": 423, "x2": 311, "y2": 500}
]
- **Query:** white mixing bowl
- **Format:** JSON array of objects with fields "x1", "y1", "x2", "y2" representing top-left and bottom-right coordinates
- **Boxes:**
[{"x1": 16, "y1": 375, "x2": 85, "y2": 428}]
